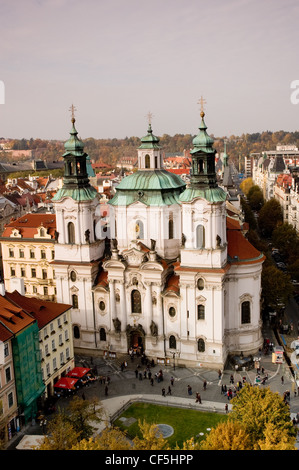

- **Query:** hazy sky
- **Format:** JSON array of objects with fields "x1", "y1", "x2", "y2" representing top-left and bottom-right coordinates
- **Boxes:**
[{"x1": 1, "y1": 0, "x2": 299, "y2": 140}]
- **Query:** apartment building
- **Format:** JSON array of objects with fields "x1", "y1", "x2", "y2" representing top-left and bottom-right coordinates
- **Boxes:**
[
  {"x1": 0, "y1": 213, "x2": 57, "y2": 300},
  {"x1": 4, "y1": 290, "x2": 74, "y2": 401}
]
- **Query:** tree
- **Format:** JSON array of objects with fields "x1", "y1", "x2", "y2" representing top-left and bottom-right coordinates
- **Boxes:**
[
  {"x1": 229, "y1": 385, "x2": 295, "y2": 449},
  {"x1": 258, "y1": 198, "x2": 283, "y2": 238},
  {"x1": 247, "y1": 185, "x2": 264, "y2": 211},
  {"x1": 272, "y1": 223, "x2": 299, "y2": 263},
  {"x1": 240, "y1": 197, "x2": 257, "y2": 230},
  {"x1": 36, "y1": 396, "x2": 104, "y2": 450},
  {"x1": 72, "y1": 427, "x2": 132, "y2": 450},
  {"x1": 37, "y1": 413, "x2": 80, "y2": 450},
  {"x1": 132, "y1": 420, "x2": 170, "y2": 450},
  {"x1": 200, "y1": 420, "x2": 252, "y2": 450},
  {"x1": 66, "y1": 396, "x2": 103, "y2": 441},
  {"x1": 258, "y1": 422, "x2": 296, "y2": 450},
  {"x1": 261, "y1": 265, "x2": 293, "y2": 310},
  {"x1": 240, "y1": 177, "x2": 254, "y2": 195}
]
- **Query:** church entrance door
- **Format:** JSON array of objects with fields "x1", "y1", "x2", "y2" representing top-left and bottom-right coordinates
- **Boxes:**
[{"x1": 128, "y1": 328, "x2": 145, "y2": 355}]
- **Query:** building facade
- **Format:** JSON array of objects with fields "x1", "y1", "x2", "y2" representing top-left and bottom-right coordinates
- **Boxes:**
[
  {"x1": 0, "y1": 214, "x2": 57, "y2": 300},
  {"x1": 52, "y1": 112, "x2": 265, "y2": 369}
]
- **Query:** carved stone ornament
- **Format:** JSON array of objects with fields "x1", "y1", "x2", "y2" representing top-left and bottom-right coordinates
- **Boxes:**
[
  {"x1": 113, "y1": 317, "x2": 121, "y2": 333},
  {"x1": 150, "y1": 320, "x2": 158, "y2": 337}
]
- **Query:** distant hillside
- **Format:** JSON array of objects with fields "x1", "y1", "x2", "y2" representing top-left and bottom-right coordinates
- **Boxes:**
[{"x1": 4, "y1": 130, "x2": 299, "y2": 171}]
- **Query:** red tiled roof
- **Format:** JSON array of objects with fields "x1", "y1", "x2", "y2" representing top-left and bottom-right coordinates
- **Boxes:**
[
  {"x1": 0, "y1": 295, "x2": 35, "y2": 334},
  {"x1": 226, "y1": 217, "x2": 265, "y2": 264},
  {"x1": 0, "y1": 322, "x2": 13, "y2": 341},
  {"x1": 2, "y1": 213, "x2": 56, "y2": 239},
  {"x1": 4, "y1": 290, "x2": 71, "y2": 329},
  {"x1": 95, "y1": 270, "x2": 108, "y2": 289},
  {"x1": 164, "y1": 274, "x2": 180, "y2": 294}
]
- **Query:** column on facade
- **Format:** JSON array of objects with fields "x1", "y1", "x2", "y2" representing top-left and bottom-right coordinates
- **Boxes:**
[
  {"x1": 155, "y1": 284, "x2": 164, "y2": 338},
  {"x1": 180, "y1": 282, "x2": 188, "y2": 340},
  {"x1": 144, "y1": 281, "x2": 153, "y2": 334},
  {"x1": 119, "y1": 280, "x2": 127, "y2": 331},
  {"x1": 109, "y1": 279, "x2": 116, "y2": 331}
]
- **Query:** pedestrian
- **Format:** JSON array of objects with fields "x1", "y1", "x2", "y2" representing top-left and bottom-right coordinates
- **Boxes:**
[
  {"x1": 195, "y1": 392, "x2": 201, "y2": 404},
  {"x1": 148, "y1": 371, "x2": 152, "y2": 380},
  {"x1": 150, "y1": 377, "x2": 154, "y2": 386},
  {"x1": 162, "y1": 388, "x2": 166, "y2": 397},
  {"x1": 203, "y1": 380, "x2": 207, "y2": 391},
  {"x1": 218, "y1": 370, "x2": 222, "y2": 380},
  {"x1": 187, "y1": 385, "x2": 192, "y2": 396},
  {"x1": 281, "y1": 376, "x2": 284, "y2": 385},
  {"x1": 167, "y1": 386, "x2": 172, "y2": 395},
  {"x1": 225, "y1": 403, "x2": 228, "y2": 413},
  {"x1": 135, "y1": 369, "x2": 138, "y2": 378},
  {"x1": 139, "y1": 372, "x2": 142, "y2": 381},
  {"x1": 170, "y1": 376, "x2": 174, "y2": 386}
]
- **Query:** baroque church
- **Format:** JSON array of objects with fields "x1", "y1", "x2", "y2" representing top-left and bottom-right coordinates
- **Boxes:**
[{"x1": 52, "y1": 110, "x2": 265, "y2": 369}]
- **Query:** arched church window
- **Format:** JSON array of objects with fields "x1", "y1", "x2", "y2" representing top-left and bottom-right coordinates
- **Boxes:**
[
  {"x1": 155, "y1": 156, "x2": 158, "y2": 168},
  {"x1": 145, "y1": 154, "x2": 150, "y2": 169},
  {"x1": 131, "y1": 289, "x2": 142, "y2": 313},
  {"x1": 67, "y1": 222, "x2": 75, "y2": 244},
  {"x1": 241, "y1": 301, "x2": 251, "y2": 324},
  {"x1": 73, "y1": 325, "x2": 80, "y2": 339},
  {"x1": 198, "y1": 159, "x2": 204, "y2": 173},
  {"x1": 198, "y1": 338, "x2": 205, "y2": 352},
  {"x1": 72, "y1": 294, "x2": 78, "y2": 309},
  {"x1": 99, "y1": 301, "x2": 105, "y2": 311},
  {"x1": 169, "y1": 216, "x2": 174, "y2": 240},
  {"x1": 70, "y1": 271, "x2": 76, "y2": 282},
  {"x1": 99, "y1": 328, "x2": 106, "y2": 341},
  {"x1": 196, "y1": 224, "x2": 205, "y2": 249},
  {"x1": 197, "y1": 278, "x2": 204, "y2": 290},
  {"x1": 197, "y1": 304, "x2": 205, "y2": 320},
  {"x1": 135, "y1": 220, "x2": 144, "y2": 240},
  {"x1": 169, "y1": 335, "x2": 176, "y2": 349}
]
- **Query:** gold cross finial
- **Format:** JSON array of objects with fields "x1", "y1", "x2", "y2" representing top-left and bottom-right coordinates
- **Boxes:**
[
  {"x1": 197, "y1": 96, "x2": 206, "y2": 116},
  {"x1": 69, "y1": 103, "x2": 77, "y2": 123},
  {"x1": 146, "y1": 111, "x2": 154, "y2": 125}
]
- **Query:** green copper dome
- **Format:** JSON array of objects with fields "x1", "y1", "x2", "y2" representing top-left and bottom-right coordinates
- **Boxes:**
[
  {"x1": 63, "y1": 118, "x2": 85, "y2": 156},
  {"x1": 139, "y1": 124, "x2": 160, "y2": 149},
  {"x1": 109, "y1": 170, "x2": 186, "y2": 206},
  {"x1": 191, "y1": 111, "x2": 214, "y2": 154}
]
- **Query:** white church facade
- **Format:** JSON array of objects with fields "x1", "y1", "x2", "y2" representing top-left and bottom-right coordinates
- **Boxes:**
[{"x1": 52, "y1": 111, "x2": 265, "y2": 369}]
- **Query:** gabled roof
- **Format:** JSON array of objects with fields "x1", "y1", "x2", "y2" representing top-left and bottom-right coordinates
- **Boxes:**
[
  {"x1": 2, "y1": 213, "x2": 56, "y2": 239},
  {"x1": 4, "y1": 290, "x2": 71, "y2": 329},
  {"x1": 0, "y1": 294, "x2": 35, "y2": 334}
]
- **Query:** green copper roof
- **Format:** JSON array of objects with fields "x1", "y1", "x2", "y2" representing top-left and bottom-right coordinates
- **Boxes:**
[
  {"x1": 139, "y1": 124, "x2": 160, "y2": 149},
  {"x1": 109, "y1": 170, "x2": 186, "y2": 206},
  {"x1": 52, "y1": 185, "x2": 98, "y2": 202},
  {"x1": 191, "y1": 112, "x2": 215, "y2": 155},
  {"x1": 63, "y1": 118, "x2": 85, "y2": 156},
  {"x1": 86, "y1": 154, "x2": 95, "y2": 177},
  {"x1": 179, "y1": 186, "x2": 227, "y2": 203}
]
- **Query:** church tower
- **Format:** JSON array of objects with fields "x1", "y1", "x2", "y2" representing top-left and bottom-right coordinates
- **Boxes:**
[
  {"x1": 52, "y1": 110, "x2": 105, "y2": 349},
  {"x1": 179, "y1": 108, "x2": 227, "y2": 268}
]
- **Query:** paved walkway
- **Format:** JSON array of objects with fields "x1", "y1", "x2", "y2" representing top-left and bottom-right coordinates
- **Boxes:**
[{"x1": 7, "y1": 320, "x2": 299, "y2": 449}]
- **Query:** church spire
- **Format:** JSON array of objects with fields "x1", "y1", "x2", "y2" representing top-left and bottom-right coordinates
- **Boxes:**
[
  {"x1": 189, "y1": 104, "x2": 217, "y2": 189},
  {"x1": 52, "y1": 106, "x2": 98, "y2": 202}
]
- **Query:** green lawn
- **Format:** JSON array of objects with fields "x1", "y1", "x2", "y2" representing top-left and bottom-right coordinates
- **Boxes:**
[{"x1": 114, "y1": 402, "x2": 227, "y2": 448}]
